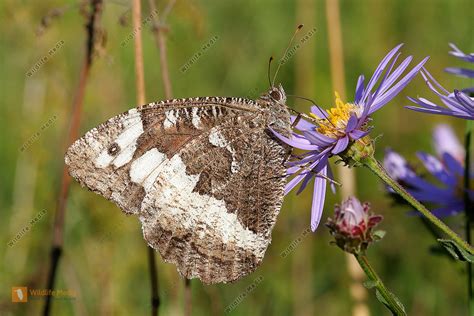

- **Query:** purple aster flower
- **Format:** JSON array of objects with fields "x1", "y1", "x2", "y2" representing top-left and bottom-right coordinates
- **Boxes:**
[
  {"x1": 272, "y1": 44, "x2": 429, "y2": 231},
  {"x1": 406, "y1": 69, "x2": 474, "y2": 119},
  {"x1": 407, "y1": 44, "x2": 474, "y2": 119},
  {"x1": 326, "y1": 196, "x2": 383, "y2": 254},
  {"x1": 383, "y1": 124, "x2": 473, "y2": 217},
  {"x1": 445, "y1": 43, "x2": 474, "y2": 79}
]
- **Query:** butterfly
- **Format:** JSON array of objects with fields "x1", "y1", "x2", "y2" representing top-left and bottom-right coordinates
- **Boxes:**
[{"x1": 65, "y1": 84, "x2": 292, "y2": 284}]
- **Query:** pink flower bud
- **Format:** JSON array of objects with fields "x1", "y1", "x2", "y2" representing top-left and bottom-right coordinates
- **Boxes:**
[{"x1": 326, "y1": 196, "x2": 383, "y2": 254}]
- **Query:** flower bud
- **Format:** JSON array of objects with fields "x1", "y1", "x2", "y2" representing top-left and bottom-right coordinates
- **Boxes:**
[
  {"x1": 326, "y1": 196, "x2": 383, "y2": 254},
  {"x1": 339, "y1": 136, "x2": 375, "y2": 167}
]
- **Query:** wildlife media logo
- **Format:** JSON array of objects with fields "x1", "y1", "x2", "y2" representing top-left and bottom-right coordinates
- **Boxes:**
[
  {"x1": 11, "y1": 287, "x2": 76, "y2": 302},
  {"x1": 11, "y1": 287, "x2": 28, "y2": 303}
]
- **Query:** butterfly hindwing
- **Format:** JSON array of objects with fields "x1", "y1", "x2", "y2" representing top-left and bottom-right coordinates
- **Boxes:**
[{"x1": 139, "y1": 114, "x2": 287, "y2": 283}]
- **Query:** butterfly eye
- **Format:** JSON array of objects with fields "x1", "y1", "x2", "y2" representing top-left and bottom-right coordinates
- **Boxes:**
[
  {"x1": 270, "y1": 90, "x2": 281, "y2": 101},
  {"x1": 108, "y1": 143, "x2": 120, "y2": 156}
]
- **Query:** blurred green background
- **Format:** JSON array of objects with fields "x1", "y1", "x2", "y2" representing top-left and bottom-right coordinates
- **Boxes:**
[{"x1": 1, "y1": 0, "x2": 473, "y2": 315}]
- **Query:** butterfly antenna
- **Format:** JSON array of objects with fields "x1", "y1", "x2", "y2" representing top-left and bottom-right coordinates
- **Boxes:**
[
  {"x1": 296, "y1": 164, "x2": 342, "y2": 186},
  {"x1": 287, "y1": 108, "x2": 317, "y2": 124},
  {"x1": 289, "y1": 95, "x2": 334, "y2": 126},
  {"x1": 268, "y1": 56, "x2": 274, "y2": 88},
  {"x1": 271, "y1": 24, "x2": 304, "y2": 87},
  {"x1": 287, "y1": 95, "x2": 336, "y2": 128},
  {"x1": 315, "y1": 172, "x2": 342, "y2": 187}
]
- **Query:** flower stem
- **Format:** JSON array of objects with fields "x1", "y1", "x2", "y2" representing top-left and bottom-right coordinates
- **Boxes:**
[
  {"x1": 354, "y1": 253, "x2": 406, "y2": 316},
  {"x1": 363, "y1": 156, "x2": 474, "y2": 254},
  {"x1": 464, "y1": 120, "x2": 473, "y2": 313}
]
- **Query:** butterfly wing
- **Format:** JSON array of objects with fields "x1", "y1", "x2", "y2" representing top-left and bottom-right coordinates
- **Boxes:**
[
  {"x1": 65, "y1": 97, "x2": 290, "y2": 283},
  {"x1": 66, "y1": 98, "x2": 257, "y2": 215}
]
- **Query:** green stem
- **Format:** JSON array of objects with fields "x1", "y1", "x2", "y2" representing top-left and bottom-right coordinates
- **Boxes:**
[
  {"x1": 354, "y1": 253, "x2": 406, "y2": 316},
  {"x1": 363, "y1": 156, "x2": 474, "y2": 254},
  {"x1": 464, "y1": 120, "x2": 473, "y2": 313}
]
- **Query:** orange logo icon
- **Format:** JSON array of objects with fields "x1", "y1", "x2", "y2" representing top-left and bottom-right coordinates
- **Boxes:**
[{"x1": 12, "y1": 287, "x2": 28, "y2": 303}]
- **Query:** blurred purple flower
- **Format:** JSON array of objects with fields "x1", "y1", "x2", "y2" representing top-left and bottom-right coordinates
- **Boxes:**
[
  {"x1": 383, "y1": 124, "x2": 473, "y2": 217},
  {"x1": 326, "y1": 196, "x2": 383, "y2": 254},
  {"x1": 433, "y1": 123, "x2": 465, "y2": 162},
  {"x1": 272, "y1": 44, "x2": 428, "y2": 231},
  {"x1": 407, "y1": 44, "x2": 474, "y2": 119}
]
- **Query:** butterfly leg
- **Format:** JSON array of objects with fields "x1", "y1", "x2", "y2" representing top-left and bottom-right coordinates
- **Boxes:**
[
  {"x1": 281, "y1": 112, "x2": 301, "y2": 163},
  {"x1": 291, "y1": 113, "x2": 302, "y2": 129}
]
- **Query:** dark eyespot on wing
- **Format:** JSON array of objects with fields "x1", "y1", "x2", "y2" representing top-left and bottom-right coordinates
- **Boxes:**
[{"x1": 108, "y1": 142, "x2": 120, "y2": 156}]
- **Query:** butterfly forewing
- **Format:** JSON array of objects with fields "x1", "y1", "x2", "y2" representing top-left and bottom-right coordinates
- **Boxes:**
[{"x1": 65, "y1": 93, "x2": 291, "y2": 284}]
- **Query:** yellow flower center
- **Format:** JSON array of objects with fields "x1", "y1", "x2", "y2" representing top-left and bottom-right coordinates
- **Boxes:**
[{"x1": 310, "y1": 92, "x2": 359, "y2": 138}]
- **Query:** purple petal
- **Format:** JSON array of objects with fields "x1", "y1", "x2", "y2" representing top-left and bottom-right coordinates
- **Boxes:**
[
  {"x1": 345, "y1": 114, "x2": 358, "y2": 132},
  {"x1": 405, "y1": 105, "x2": 472, "y2": 119},
  {"x1": 416, "y1": 152, "x2": 456, "y2": 187},
  {"x1": 443, "y1": 153, "x2": 464, "y2": 175},
  {"x1": 311, "y1": 105, "x2": 329, "y2": 120},
  {"x1": 296, "y1": 172, "x2": 314, "y2": 195},
  {"x1": 349, "y1": 129, "x2": 370, "y2": 140},
  {"x1": 303, "y1": 130, "x2": 336, "y2": 147},
  {"x1": 445, "y1": 67, "x2": 474, "y2": 79},
  {"x1": 286, "y1": 165, "x2": 301, "y2": 175},
  {"x1": 356, "y1": 102, "x2": 371, "y2": 130},
  {"x1": 360, "y1": 44, "x2": 404, "y2": 105},
  {"x1": 332, "y1": 136, "x2": 349, "y2": 154},
  {"x1": 408, "y1": 96, "x2": 451, "y2": 110},
  {"x1": 422, "y1": 68, "x2": 450, "y2": 95},
  {"x1": 311, "y1": 166, "x2": 328, "y2": 232},
  {"x1": 430, "y1": 202, "x2": 465, "y2": 217},
  {"x1": 402, "y1": 177, "x2": 455, "y2": 203},
  {"x1": 296, "y1": 155, "x2": 329, "y2": 194},
  {"x1": 374, "y1": 54, "x2": 410, "y2": 98},
  {"x1": 383, "y1": 148, "x2": 414, "y2": 180},
  {"x1": 371, "y1": 52, "x2": 403, "y2": 102},
  {"x1": 369, "y1": 56, "x2": 429, "y2": 114},
  {"x1": 354, "y1": 75, "x2": 365, "y2": 103},
  {"x1": 448, "y1": 43, "x2": 474, "y2": 63},
  {"x1": 286, "y1": 154, "x2": 320, "y2": 167},
  {"x1": 454, "y1": 90, "x2": 474, "y2": 111},
  {"x1": 284, "y1": 172, "x2": 306, "y2": 195},
  {"x1": 462, "y1": 87, "x2": 474, "y2": 94},
  {"x1": 439, "y1": 92, "x2": 474, "y2": 113},
  {"x1": 433, "y1": 124, "x2": 464, "y2": 160},
  {"x1": 270, "y1": 129, "x2": 321, "y2": 150},
  {"x1": 291, "y1": 116, "x2": 316, "y2": 131}
]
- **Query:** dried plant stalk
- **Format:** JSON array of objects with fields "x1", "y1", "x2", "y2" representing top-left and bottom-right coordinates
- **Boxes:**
[
  {"x1": 325, "y1": 1, "x2": 369, "y2": 315},
  {"x1": 43, "y1": 1, "x2": 103, "y2": 315}
]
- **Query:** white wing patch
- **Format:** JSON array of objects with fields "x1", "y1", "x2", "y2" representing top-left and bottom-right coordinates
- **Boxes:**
[
  {"x1": 140, "y1": 153, "x2": 266, "y2": 256},
  {"x1": 130, "y1": 148, "x2": 167, "y2": 190},
  {"x1": 191, "y1": 107, "x2": 201, "y2": 128},
  {"x1": 163, "y1": 110, "x2": 178, "y2": 129},
  {"x1": 95, "y1": 109, "x2": 144, "y2": 169}
]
